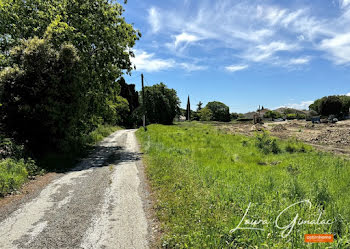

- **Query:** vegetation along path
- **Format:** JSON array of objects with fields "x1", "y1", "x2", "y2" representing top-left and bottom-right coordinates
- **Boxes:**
[{"x1": 0, "y1": 130, "x2": 151, "y2": 249}]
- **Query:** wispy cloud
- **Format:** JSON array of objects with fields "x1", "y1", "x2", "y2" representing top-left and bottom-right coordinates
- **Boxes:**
[
  {"x1": 179, "y1": 62, "x2": 207, "y2": 71},
  {"x1": 145, "y1": 0, "x2": 350, "y2": 69},
  {"x1": 148, "y1": 7, "x2": 161, "y2": 33},
  {"x1": 166, "y1": 32, "x2": 201, "y2": 53},
  {"x1": 319, "y1": 33, "x2": 350, "y2": 64},
  {"x1": 279, "y1": 100, "x2": 314, "y2": 110},
  {"x1": 340, "y1": 0, "x2": 350, "y2": 8},
  {"x1": 131, "y1": 50, "x2": 205, "y2": 72},
  {"x1": 225, "y1": 64, "x2": 249, "y2": 72},
  {"x1": 288, "y1": 57, "x2": 311, "y2": 65},
  {"x1": 131, "y1": 50, "x2": 175, "y2": 72},
  {"x1": 174, "y1": 33, "x2": 200, "y2": 48},
  {"x1": 242, "y1": 41, "x2": 297, "y2": 62}
]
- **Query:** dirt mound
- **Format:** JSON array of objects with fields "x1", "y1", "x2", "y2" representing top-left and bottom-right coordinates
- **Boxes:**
[
  {"x1": 310, "y1": 129, "x2": 350, "y2": 145},
  {"x1": 288, "y1": 121, "x2": 303, "y2": 128},
  {"x1": 271, "y1": 124, "x2": 287, "y2": 132},
  {"x1": 250, "y1": 124, "x2": 266, "y2": 131},
  {"x1": 305, "y1": 123, "x2": 314, "y2": 129}
]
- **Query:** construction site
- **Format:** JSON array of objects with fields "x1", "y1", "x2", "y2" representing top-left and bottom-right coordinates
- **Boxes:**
[{"x1": 215, "y1": 119, "x2": 350, "y2": 157}]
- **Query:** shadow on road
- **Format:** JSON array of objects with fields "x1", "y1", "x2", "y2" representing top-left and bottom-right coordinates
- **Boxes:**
[{"x1": 64, "y1": 144, "x2": 142, "y2": 173}]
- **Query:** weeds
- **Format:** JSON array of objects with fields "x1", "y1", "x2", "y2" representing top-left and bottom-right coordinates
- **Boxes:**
[
  {"x1": 255, "y1": 131, "x2": 281, "y2": 154},
  {"x1": 0, "y1": 158, "x2": 29, "y2": 196},
  {"x1": 137, "y1": 123, "x2": 350, "y2": 248}
]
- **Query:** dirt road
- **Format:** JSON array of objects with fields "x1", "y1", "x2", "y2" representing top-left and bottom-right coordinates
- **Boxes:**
[{"x1": 0, "y1": 130, "x2": 151, "y2": 249}]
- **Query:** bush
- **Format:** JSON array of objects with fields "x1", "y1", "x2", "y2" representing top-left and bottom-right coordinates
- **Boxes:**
[
  {"x1": 0, "y1": 136, "x2": 25, "y2": 159},
  {"x1": 199, "y1": 108, "x2": 213, "y2": 121},
  {"x1": 0, "y1": 158, "x2": 28, "y2": 196},
  {"x1": 286, "y1": 113, "x2": 297, "y2": 120},
  {"x1": 264, "y1": 110, "x2": 282, "y2": 120},
  {"x1": 255, "y1": 132, "x2": 282, "y2": 154}
]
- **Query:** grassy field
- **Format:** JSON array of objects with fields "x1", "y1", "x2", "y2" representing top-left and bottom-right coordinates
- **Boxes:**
[{"x1": 136, "y1": 122, "x2": 350, "y2": 248}]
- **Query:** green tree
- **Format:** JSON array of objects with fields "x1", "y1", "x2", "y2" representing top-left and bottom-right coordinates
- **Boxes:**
[
  {"x1": 199, "y1": 108, "x2": 213, "y2": 121},
  {"x1": 141, "y1": 83, "x2": 180, "y2": 125},
  {"x1": 0, "y1": 0, "x2": 140, "y2": 127},
  {"x1": 263, "y1": 111, "x2": 281, "y2": 121},
  {"x1": 118, "y1": 77, "x2": 140, "y2": 127},
  {"x1": 319, "y1": 96, "x2": 343, "y2": 116},
  {"x1": 0, "y1": 38, "x2": 85, "y2": 153},
  {"x1": 339, "y1": 95, "x2": 350, "y2": 116},
  {"x1": 205, "y1": 101, "x2": 230, "y2": 122},
  {"x1": 230, "y1": 112, "x2": 239, "y2": 120},
  {"x1": 309, "y1": 97, "x2": 326, "y2": 114},
  {"x1": 197, "y1": 101, "x2": 203, "y2": 111}
]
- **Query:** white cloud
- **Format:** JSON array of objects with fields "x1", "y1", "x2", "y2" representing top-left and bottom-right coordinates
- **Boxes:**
[
  {"x1": 146, "y1": 1, "x2": 350, "y2": 68},
  {"x1": 225, "y1": 64, "x2": 249, "y2": 72},
  {"x1": 148, "y1": 7, "x2": 161, "y2": 33},
  {"x1": 243, "y1": 41, "x2": 297, "y2": 62},
  {"x1": 131, "y1": 50, "x2": 175, "y2": 72},
  {"x1": 174, "y1": 33, "x2": 200, "y2": 48},
  {"x1": 340, "y1": 0, "x2": 350, "y2": 8},
  {"x1": 288, "y1": 57, "x2": 311, "y2": 65},
  {"x1": 179, "y1": 62, "x2": 206, "y2": 71},
  {"x1": 131, "y1": 50, "x2": 205, "y2": 72},
  {"x1": 319, "y1": 32, "x2": 350, "y2": 64},
  {"x1": 346, "y1": 92, "x2": 350, "y2": 96},
  {"x1": 257, "y1": 41, "x2": 296, "y2": 52},
  {"x1": 279, "y1": 100, "x2": 314, "y2": 110}
]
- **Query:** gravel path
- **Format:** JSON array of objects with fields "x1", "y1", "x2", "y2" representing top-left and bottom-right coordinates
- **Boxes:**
[{"x1": 0, "y1": 130, "x2": 150, "y2": 249}]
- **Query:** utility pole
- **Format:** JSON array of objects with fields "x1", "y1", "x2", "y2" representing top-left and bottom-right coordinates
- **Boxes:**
[{"x1": 141, "y1": 73, "x2": 147, "y2": 131}]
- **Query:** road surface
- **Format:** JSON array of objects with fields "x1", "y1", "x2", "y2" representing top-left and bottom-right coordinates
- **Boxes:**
[{"x1": 0, "y1": 130, "x2": 151, "y2": 249}]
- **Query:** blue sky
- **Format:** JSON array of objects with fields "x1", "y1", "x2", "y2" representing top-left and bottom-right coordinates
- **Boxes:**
[{"x1": 123, "y1": 0, "x2": 350, "y2": 113}]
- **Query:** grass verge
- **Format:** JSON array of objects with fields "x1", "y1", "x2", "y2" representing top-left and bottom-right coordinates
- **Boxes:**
[{"x1": 137, "y1": 122, "x2": 350, "y2": 248}]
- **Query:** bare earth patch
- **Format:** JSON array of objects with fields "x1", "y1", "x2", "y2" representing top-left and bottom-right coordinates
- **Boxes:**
[{"x1": 215, "y1": 119, "x2": 350, "y2": 157}]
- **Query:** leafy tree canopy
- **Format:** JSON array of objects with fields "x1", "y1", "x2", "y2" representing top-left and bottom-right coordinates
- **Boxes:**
[
  {"x1": 0, "y1": 0, "x2": 140, "y2": 127},
  {"x1": 263, "y1": 111, "x2": 282, "y2": 120},
  {"x1": 0, "y1": 37, "x2": 85, "y2": 153},
  {"x1": 309, "y1": 95, "x2": 349, "y2": 117},
  {"x1": 141, "y1": 83, "x2": 180, "y2": 125},
  {"x1": 205, "y1": 101, "x2": 230, "y2": 122},
  {"x1": 199, "y1": 108, "x2": 213, "y2": 121}
]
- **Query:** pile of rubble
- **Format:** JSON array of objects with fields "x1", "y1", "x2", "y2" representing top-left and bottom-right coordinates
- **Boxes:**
[
  {"x1": 271, "y1": 124, "x2": 287, "y2": 132},
  {"x1": 250, "y1": 124, "x2": 266, "y2": 131},
  {"x1": 309, "y1": 129, "x2": 350, "y2": 145}
]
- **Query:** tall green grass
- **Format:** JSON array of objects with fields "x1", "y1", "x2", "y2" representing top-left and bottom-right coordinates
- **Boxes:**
[
  {"x1": 83, "y1": 124, "x2": 122, "y2": 146},
  {"x1": 137, "y1": 123, "x2": 350, "y2": 248},
  {"x1": 0, "y1": 158, "x2": 35, "y2": 196}
]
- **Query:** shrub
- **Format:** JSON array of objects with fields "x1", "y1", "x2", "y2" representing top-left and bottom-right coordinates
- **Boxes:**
[
  {"x1": 0, "y1": 136, "x2": 25, "y2": 159},
  {"x1": 264, "y1": 110, "x2": 282, "y2": 120},
  {"x1": 255, "y1": 132, "x2": 281, "y2": 154},
  {"x1": 286, "y1": 113, "x2": 297, "y2": 120},
  {"x1": 0, "y1": 158, "x2": 28, "y2": 195},
  {"x1": 199, "y1": 108, "x2": 213, "y2": 121}
]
